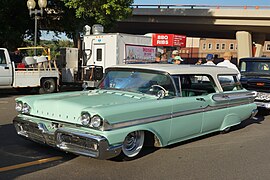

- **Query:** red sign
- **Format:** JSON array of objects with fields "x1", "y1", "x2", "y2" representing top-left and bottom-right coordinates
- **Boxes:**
[{"x1": 152, "y1": 34, "x2": 186, "y2": 47}]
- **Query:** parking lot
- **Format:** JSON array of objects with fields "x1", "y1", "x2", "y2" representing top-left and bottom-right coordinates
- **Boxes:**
[{"x1": 1, "y1": 89, "x2": 270, "y2": 180}]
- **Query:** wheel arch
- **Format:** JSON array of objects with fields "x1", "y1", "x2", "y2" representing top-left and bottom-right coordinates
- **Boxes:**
[
  {"x1": 144, "y1": 130, "x2": 163, "y2": 147},
  {"x1": 40, "y1": 76, "x2": 58, "y2": 86},
  {"x1": 39, "y1": 77, "x2": 58, "y2": 93}
]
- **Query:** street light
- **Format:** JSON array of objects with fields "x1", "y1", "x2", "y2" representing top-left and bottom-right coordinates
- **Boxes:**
[{"x1": 27, "y1": 0, "x2": 47, "y2": 51}]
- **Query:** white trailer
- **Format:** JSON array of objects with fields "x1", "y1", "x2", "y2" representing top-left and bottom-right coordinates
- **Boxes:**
[
  {"x1": 0, "y1": 48, "x2": 59, "y2": 93},
  {"x1": 82, "y1": 24, "x2": 156, "y2": 87}
]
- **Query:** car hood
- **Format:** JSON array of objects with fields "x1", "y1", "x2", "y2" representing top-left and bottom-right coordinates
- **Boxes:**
[{"x1": 17, "y1": 90, "x2": 169, "y2": 125}]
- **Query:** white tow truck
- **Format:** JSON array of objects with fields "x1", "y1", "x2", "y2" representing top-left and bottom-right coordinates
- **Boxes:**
[{"x1": 0, "y1": 47, "x2": 59, "y2": 93}]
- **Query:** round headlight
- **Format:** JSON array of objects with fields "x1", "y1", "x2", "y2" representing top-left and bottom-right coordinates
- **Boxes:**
[
  {"x1": 15, "y1": 101, "x2": 23, "y2": 112},
  {"x1": 22, "y1": 103, "x2": 31, "y2": 114},
  {"x1": 90, "y1": 115, "x2": 103, "y2": 128},
  {"x1": 80, "y1": 112, "x2": 91, "y2": 126}
]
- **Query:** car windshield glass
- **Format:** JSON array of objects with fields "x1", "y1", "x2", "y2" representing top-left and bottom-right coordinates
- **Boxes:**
[
  {"x1": 240, "y1": 61, "x2": 270, "y2": 74},
  {"x1": 98, "y1": 69, "x2": 176, "y2": 96}
]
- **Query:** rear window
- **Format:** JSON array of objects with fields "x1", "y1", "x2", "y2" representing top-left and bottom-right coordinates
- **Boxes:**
[
  {"x1": 218, "y1": 75, "x2": 243, "y2": 91},
  {"x1": 172, "y1": 74, "x2": 217, "y2": 97}
]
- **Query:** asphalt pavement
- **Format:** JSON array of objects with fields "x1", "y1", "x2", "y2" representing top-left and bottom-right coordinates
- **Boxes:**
[{"x1": 1, "y1": 90, "x2": 270, "y2": 180}]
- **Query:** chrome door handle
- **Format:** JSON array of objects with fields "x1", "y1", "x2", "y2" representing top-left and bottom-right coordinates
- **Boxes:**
[{"x1": 196, "y1": 97, "x2": 205, "y2": 101}]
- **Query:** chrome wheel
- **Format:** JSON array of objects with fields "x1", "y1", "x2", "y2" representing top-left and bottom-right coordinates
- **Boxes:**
[{"x1": 122, "y1": 131, "x2": 144, "y2": 158}]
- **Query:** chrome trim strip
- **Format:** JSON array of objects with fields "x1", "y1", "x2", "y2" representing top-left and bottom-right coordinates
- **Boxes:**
[
  {"x1": 212, "y1": 91, "x2": 256, "y2": 102},
  {"x1": 107, "y1": 113, "x2": 172, "y2": 130},
  {"x1": 107, "y1": 101, "x2": 253, "y2": 130}
]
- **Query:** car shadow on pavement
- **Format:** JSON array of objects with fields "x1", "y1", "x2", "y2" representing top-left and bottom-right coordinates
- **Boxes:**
[
  {"x1": 231, "y1": 113, "x2": 265, "y2": 132},
  {"x1": 0, "y1": 89, "x2": 36, "y2": 98},
  {"x1": 0, "y1": 124, "x2": 76, "y2": 179}
]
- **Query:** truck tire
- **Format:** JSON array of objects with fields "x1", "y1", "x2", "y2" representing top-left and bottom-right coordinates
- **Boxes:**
[{"x1": 39, "y1": 78, "x2": 56, "y2": 94}]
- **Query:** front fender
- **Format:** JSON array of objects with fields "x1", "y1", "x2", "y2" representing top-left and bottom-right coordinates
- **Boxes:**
[{"x1": 102, "y1": 120, "x2": 171, "y2": 147}]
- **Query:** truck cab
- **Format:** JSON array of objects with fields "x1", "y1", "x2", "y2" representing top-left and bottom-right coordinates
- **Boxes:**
[
  {"x1": 0, "y1": 48, "x2": 13, "y2": 87},
  {"x1": 239, "y1": 57, "x2": 270, "y2": 109}
]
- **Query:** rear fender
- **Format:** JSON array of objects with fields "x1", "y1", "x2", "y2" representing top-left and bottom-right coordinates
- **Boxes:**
[{"x1": 220, "y1": 114, "x2": 241, "y2": 131}]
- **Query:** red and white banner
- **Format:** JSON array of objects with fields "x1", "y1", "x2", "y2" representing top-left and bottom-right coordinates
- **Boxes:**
[
  {"x1": 152, "y1": 34, "x2": 186, "y2": 47},
  {"x1": 125, "y1": 45, "x2": 156, "y2": 63}
]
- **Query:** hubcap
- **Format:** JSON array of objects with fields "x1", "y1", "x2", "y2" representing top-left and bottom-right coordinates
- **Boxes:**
[{"x1": 122, "y1": 131, "x2": 144, "y2": 158}]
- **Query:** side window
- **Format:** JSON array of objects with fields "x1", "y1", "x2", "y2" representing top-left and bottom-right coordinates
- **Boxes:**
[
  {"x1": 96, "y1": 48, "x2": 102, "y2": 61},
  {"x1": 0, "y1": 50, "x2": 6, "y2": 64},
  {"x1": 173, "y1": 75, "x2": 217, "y2": 97},
  {"x1": 218, "y1": 75, "x2": 243, "y2": 91}
]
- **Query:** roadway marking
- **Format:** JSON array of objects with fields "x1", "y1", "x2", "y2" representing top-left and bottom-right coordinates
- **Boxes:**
[{"x1": 0, "y1": 156, "x2": 63, "y2": 172}]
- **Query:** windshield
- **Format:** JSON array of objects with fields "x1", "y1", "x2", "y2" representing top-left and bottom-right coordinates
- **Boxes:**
[
  {"x1": 98, "y1": 69, "x2": 176, "y2": 96},
  {"x1": 240, "y1": 61, "x2": 270, "y2": 74}
]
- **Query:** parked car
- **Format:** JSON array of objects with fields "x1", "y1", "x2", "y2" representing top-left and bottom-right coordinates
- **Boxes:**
[
  {"x1": 240, "y1": 57, "x2": 270, "y2": 109},
  {"x1": 13, "y1": 64, "x2": 257, "y2": 160}
]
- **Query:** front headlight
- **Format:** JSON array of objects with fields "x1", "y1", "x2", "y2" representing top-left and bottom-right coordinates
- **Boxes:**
[
  {"x1": 15, "y1": 101, "x2": 23, "y2": 112},
  {"x1": 90, "y1": 115, "x2": 103, "y2": 128},
  {"x1": 22, "y1": 103, "x2": 31, "y2": 114},
  {"x1": 15, "y1": 101, "x2": 31, "y2": 114},
  {"x1": 80, "y1": 112, "x2": 91, "y2": 126}
]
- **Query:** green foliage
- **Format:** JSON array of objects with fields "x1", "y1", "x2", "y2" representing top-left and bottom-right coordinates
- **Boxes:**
[
  {"x1": 60, "y1": 0, "x2": 133, "y2": 30},
  {"x1": 0, "y1": 0, "x2": 133, "y2": 51},
  {"x1": 0, "y1": 0, "x2": 32, "y2": 50},
  {"x1": 41, "y1": 39, "x2": 73, "y2": 60}
]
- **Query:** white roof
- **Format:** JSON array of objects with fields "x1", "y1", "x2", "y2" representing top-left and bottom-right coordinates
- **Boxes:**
[{"x1": 110, "y1": 64, "x2": 238, "y2": 76}]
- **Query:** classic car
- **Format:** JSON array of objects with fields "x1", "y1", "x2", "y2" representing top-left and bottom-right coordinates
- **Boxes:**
[
  {"x1": 240, "y1": 57, "x2": 270, "y2": 109},
  {"x1": 13, "y1": 64, "x2": 258, "y2": 160}
]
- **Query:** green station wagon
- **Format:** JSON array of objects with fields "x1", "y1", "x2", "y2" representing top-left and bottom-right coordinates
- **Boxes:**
[{"x1": 13, "y1": 64, "x2": 257, "y2": 160}]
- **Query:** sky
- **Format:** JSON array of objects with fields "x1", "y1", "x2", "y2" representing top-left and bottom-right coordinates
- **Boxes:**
[
  {"x1": 133, "y1": 0, "x2": 270, "y2": 6},
  {"x1": 41, "y1": 31, "x2": 71, "y2": 41},
  {"x1": 41, "y1": 0, "x2": 270, "y2": 40}
]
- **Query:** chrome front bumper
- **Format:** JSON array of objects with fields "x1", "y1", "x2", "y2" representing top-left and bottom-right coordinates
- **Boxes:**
[
  {"x1": 13, "y1": 116, "x2": 122, "y2": 160},
  {"x1": 255, "y1": 101, "x2": 270, "y2": 109}
]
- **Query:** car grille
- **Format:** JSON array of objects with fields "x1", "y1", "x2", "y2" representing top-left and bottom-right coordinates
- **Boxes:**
[
  {"x1": 14, "y1": 120, "x2": 55, "y2": 146},
  {"x1": 56, "y1": 132, "x2": 98, "y2": 152}
]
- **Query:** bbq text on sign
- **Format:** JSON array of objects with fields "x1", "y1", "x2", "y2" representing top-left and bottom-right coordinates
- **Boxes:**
[{"x1": 152, "y1": 34, "x2": 186, "y2": 47}]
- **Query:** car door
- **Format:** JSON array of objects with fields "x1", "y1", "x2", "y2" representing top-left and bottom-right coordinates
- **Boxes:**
[
  {"x1": 0, "y1": 49, "x2": 12, "y2": 86},
  {"x1": 169, "y1": 96, "x2": 206, "y2": 143},
  {"x1": 169, "y1": 75, "x2": 208, "y2": 144},
  {"x1": 93, "y1": 44, "x2": 105, "y2": 68}
]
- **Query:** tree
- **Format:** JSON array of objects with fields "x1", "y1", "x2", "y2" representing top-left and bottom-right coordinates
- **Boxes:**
[
  {"x1": 0, "y1": 0, "x2": 33, "y2": 50},
  {"x1": 61, "y1": 0, "x2": 133, "y2": 28},
  {"x1": 0, "y1": 0, "x2": 133, "y2": 50},
  {"x1": 45, "y1": 0, "x2": 134, "y2": 47}
]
